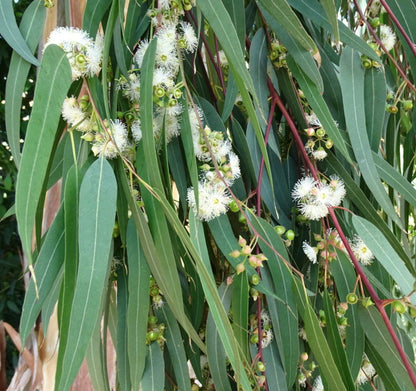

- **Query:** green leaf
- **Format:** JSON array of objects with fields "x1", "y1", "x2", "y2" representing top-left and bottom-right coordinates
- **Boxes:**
[
  {"x1": 364, "y1": 68, "x2": 386, "y2": 152},
  {"x1": 5, "y1": 0, "x2": 45, "y2": 167},
  {"x1": 154, "y1": 304, "x2": 192, "y2": 391},
  {"x1": 15, "y1": 45, "x2": 72, "y2": 265},
  {"x1": 57, "y1": 165, "x2": 80, "y2": 370},
  {"x1": 248, "y1": 215, "x2": 298, "y2": 387},
  {"x1": 331, "y1": 251, "x2": 364, "y2": 379},
  {"x1": 140, "y1": 343, "x2": 165, "y2": 391},
  {"x1": 83, "y1": 0, "x2": 112, "y2": 36},
  {"x1": 352, "y1": 216, "x2": 415, "y2": 305},
  {"x1": 126, "y1": 218, "x2": 150, "y2": 389},
  {"x1": 86, "y1": 299, "x2": 111, "y2": 391},
  {"x1": 372, "y1": 152, "x2": 416, "y2": 208},
  {"x1": 323, "y1": 289, "x2": 356, "y2": 390},
  {"x1": 206, "y1": 283, "x2": 233, "y2": 391},
  {"x1": 365, "y1": 339, "x2": 403, "y2": 391},
  {"x1": 262, "y1": 340, "x2": 288, "y2": 391},
  {"x1": 0, "y1": 0, "x2": 40, "y2": 65},
  {"x1": 116, "y1": 269, "x2": 131, "y2": 391},
  {"x1": 223, "y1": 0, "x2": 245, "y2": 49},
  {"x1": 287, "y1": 56, "x2": 351, "y2": 162},
  {"x1": 56, "y1": 158, "x2": 117, "y2": 391},
  {"x1": 292, "y1": 278, "x2": 347, "y2": 391},
  {"x1": 232, "y1": 272, "x2": 249, "y2": 361},
  {"x1": 257, "y1": 0, "x2": 318, "y2": 54},
  {"x1": 339, "y1": 47, "x2": 401, "y2": 227},
  {"x1": 358, "y1": 306, "x2": 416, "y2": 390},
  {"x1": 19, "y1": 207, "x2": 65, "y2": 345},
  {"x1": 321, "y1": 0, "x2": 339, "y2": 44}
]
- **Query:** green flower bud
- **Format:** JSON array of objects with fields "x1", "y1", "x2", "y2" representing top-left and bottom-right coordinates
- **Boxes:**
[
  {"x1": 256, "y1": 361, "x2": 265, "y2": 372},
  {"x1": 316, "y1": 127, "x2": 326, "y2": 138},
  {"x1": 250, "y1": 274, "x2": 260, "y2": 285},
  {"x1": 346, "y1": 293, "x2": 358, "y2": 304},
  {"x1": 285, "y1": 229, "x2": 295, "y2": 241},
  {"x1": 392, "y1": 300, "x2": 406, "y2": 314},
  {"x1": 361, "y1": 297, "x2": 374, "y2": 308},
  {"x1": 147, "y1": 331, "x2": 159, "y2": 341},
  {"x1": 402, "y1": 100, "x2": 413, "y2": 111},
  {"x1": 362, "y1": 57, "x2": 372, "y2": 69},
  {"x1": 229, "y1": 200, "x2": 239, "y2": 213},
  {"x1": 148, "y1": 316, "x2": 158, "y2": 325},
  {"x1": 274, "y1": 225, "x2": 285, "y2": 236},
  {"x1": 250, "y1": 334, "x2": 259, "y2": 344}
]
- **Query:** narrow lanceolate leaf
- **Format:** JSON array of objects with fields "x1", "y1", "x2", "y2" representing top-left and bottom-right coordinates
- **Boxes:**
[
  {"x1": 364, "y1": 68, "x2": 386, "y2": 152},
  {"x1": 82, "y1": 0, "x2": 112, "y2": 36},
  {"x1": 126, "y1": 218, "x2": 150, "y2": 390},
  {"x1": 373, "y1": 152, "x2": 416, "y2": 208},
  {"x1": 0, "y1": 0, "x2": 40, "y2": 65},
  {"x1": 249, "y1": 215, "x2": 298, "y2": 388},
  {"x1": 5, "y1": 0, "x2": 45, "y2": 167},
  {"x1": 56, "y1": 158, "x2": 117, "y2": 391},
  {"x1": 155, "y1": 304, "x2": 192, "y2": 391},
  {"x1": 331, "y1": 251, "x2": 364, "y2": 379},
  {"x1": 262, "y1": 340, "x2": 288, "y2": 391},
  {"x1": 292, "y1": 278, "x2": 347, "y2": 391},
  {"x1": 140, "y1": 343, "x2": 165, "y2": 391},
  {"x1": 339, "y1": 47, "x2": 401, "y2": 227},
  {"x1": 352, "y1": 216, "x2": 416, "y2": 305},
  {"x1": 358, "y1": 306, "x2": 416, "y2": 390},
  {"x1": 19, "y1": 207, "x2": 65, "y2": 345},
  {"x1": 322, "y1": 289, "x2": 356, "y2": 390},
  {"x1": 206, "y1": 283, "x2": 233, "y2": 391},
  {"x1": 257, "y1": 0, "x2": 318, "y2": 54},
  {"x1": 15, "y1": 45, "x2": 71, "y2": 265},
  {"x1": 321, "y1": 0, "x2": 339, "y2": 44}
]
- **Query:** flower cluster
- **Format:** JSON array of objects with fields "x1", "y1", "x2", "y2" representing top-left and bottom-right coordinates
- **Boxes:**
[
  {"x1": 187, "y1": 109, "x2": 241, "y2": 221},
  {"x1": 117, "y1": 3, "x2": 199, "y2": 146},
  {"x1": 229, "y1": 236, "x2": 267, "y2": 274},
  {"x1": 249, "y1": 310, "x2": 274, "y2": 349},
  {"x1": 356, "y1": 354, "x2": 376, "y2": 385},
  {"x1": 45, "y1": 27, "x2": 103, "y2": 80},
  {"x1": 304, "y1": 113, "x2": 334, "y2": 161},
  {"x1": 292, "y1": 175, "x2": 346, "y2": 220}
]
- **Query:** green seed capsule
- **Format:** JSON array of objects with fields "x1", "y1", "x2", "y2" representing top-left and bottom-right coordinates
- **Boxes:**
[{"x1": 346, "y1": 293, "x2": 358, "y2": 304}]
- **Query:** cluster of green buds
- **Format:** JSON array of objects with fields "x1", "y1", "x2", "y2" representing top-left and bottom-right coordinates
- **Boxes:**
[
  {"x1": 318, "y1": 303, "x2": 348, "y2": 328},
  {"x1": 229, "y1": 236, "x2": 267, "y2": 276},
  {"x1": 346, "y1": 292, "x2": 374, "y2": 308},
  {"x1": 385, "y1": 90, "x2": 413, "y2": 114},
  {"x1": 146, "y1": 0, "x2": 195, "y2": 22},
  {"x1": 153, "y1": 81, "x2": 184, "y2": 110},
  {"x1": 145, "y1": 315, "x2": 166, "y2": 346},
  {"x1": 361, "y1": 43, "x2": 382, "y2": 69},
  {"x1": 149, "y1": 276, "x2": 164, "y2": 309},
  {"x1": 297, "y1": 352, "x2": 318, "y2": 387},
  {"x1": 304, "y1": 126, "x2": 334, "y2": 161},
  {"x1": 269, "y1": 38, "x2": 288, "y2": 69},
  {"x1": 274, "y1": 225, "x2": 295, "y2": 247}
]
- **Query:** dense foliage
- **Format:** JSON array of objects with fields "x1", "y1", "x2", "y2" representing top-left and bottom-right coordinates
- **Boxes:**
[{"x1": 2, "y1": 0, "x2": 416, "y2": 390}]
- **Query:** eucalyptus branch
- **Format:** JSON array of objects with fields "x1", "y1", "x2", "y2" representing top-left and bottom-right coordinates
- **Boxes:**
[{"x1": 266, "y1": 77, "x2": 416, "y2": 388}]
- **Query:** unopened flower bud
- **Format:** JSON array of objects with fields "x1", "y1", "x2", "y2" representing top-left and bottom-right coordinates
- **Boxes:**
[{"x1": 236, "y1": 263, "x2": 245, "y2": 274}]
